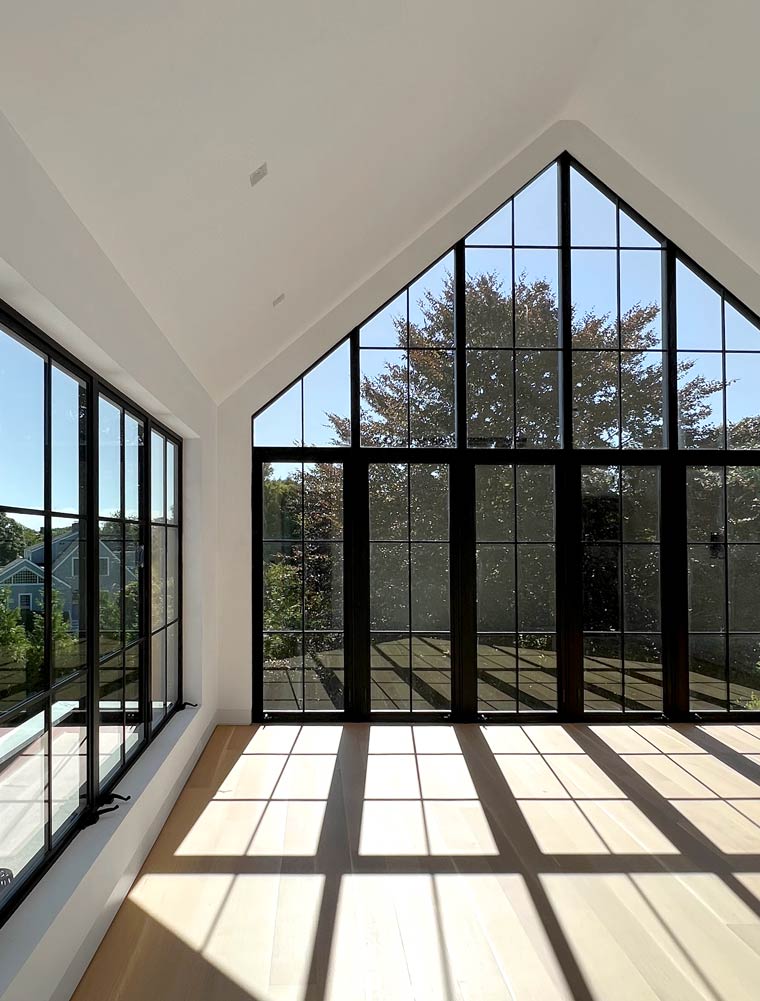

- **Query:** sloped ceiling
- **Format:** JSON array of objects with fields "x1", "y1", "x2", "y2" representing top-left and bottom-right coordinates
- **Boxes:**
[{"x1": 1, "y1": 2, "x2": 758, "y2": 402}]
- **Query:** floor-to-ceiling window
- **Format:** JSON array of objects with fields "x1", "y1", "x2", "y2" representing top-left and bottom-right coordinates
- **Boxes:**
[
  {"x1": 0, "y1": 305, "x2": 182, "y2": 923},
  {"x1": 252, "y1": 153, "x2": 760, "y2": 722}
]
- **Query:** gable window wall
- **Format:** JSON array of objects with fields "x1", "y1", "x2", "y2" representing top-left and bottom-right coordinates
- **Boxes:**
[
  {"x1": 253, "y1": 153, "x2": 760, "y2": 723},
  {"x1": 0, "y1": 303, "x2": 182, "y2": 924}
]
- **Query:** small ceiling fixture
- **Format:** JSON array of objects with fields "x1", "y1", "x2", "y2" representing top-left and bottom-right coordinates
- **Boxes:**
[
  {"x1": 249, "y1": 162, "x2": 268, "y2": 187},
  {"x1": 272, "y1": 293, "x2": 285, "y2": 308}
]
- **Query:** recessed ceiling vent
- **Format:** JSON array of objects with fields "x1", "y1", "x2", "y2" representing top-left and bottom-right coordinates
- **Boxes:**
[{"x1": 249, "y1": 162, "x2": 268, "y2": 187}]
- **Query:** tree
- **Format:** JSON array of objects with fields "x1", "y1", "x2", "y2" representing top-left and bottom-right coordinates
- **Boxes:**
[{"x1": 0, "y1": 513, "x2": 26, "y2": 567}]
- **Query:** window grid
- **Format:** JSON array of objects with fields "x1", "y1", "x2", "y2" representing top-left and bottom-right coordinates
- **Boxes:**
[
  {"x1": 0, "y1": 305, "x2": 182, "y2": 927},
  {"x1": 252, "y1": 151, "x2": 760, "y2": 725}
]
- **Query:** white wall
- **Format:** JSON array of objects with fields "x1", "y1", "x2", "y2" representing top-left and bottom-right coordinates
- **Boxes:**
[
  {"x1": 216, "y1": 118, "x2": 760, "y2": 722},
  {"x1": 0, "y1": 111, "x2": 219, "y2": 1000}
]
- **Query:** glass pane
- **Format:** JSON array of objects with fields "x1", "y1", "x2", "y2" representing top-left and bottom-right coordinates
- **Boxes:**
[
  {"x1": 263, "y1": 543, "x2": 302, "y2": 631},
  {"x1": 264, "y1": 633, "x2": 301, "y2": 711},
  {"x1": 52, "y1": 366, "x2": 86, "y2": 515},
  {"x1": 124, "y1": 415, "x2": 142, "y2": 521},
  {"x1": 476, "y1": 465, "x2": 514, "y2": 542},
  {"x1": 517, "y1": 545, "x2": 555, "y2": 630},
  {"x1": 478, "y1": 634, "x2": 517, "y2": 712},
  {"x1": 409, "y1": 254, "x2": 454, "y2": 347},
  {"x1": 624, "y1": 634, "x2": 662, "y2": 711},
  {"x1": 465, "y1": 248, "x2": 512, "y2": 348},
  {"x1": 620, "y1": 251, "x2": 662, "y2": 349},
  {"x1": 254, "y1": 382, "x2": 302, "y2": 447},
  {"x1": 728, "y1": 545, "x2": 760, "y2": 631},
  {"x1": 410, "y1": 544, "x2": 449, "y2": 631},
  {"x1": 52, "y1": 674, "x2": 87, "y2": 836},
  {"x1": 570, "y1": 168, "x2": 616, "y2": 246},
  {"x1": 727, "y1": 467, "x2": 760, "y2": 541},
  {"x1": 150, "y1": 431, "x2": 165, "y2": 522},
  {"x1": 151, "y1": 525, "x2": 166, "y2": 631},
  {"x1": 690, "y1": 634, "x2": 726, "y2": 710},
  {"x1": 370, "y1": 544, "x2": 408, "y2": 630},
  {"x1": 304, "y1": 632, "x2": 343, "y2": 711},
  {"x1": 304, "y1": 462, "x2": 342, "y2": 541},
  {"x1": 582, "y1": 545, "x2": 620, "y2": 631},
  {"x1": 304, "y1": 341, "x2": 351, "y2": 447},
  {"x1": 263, "y1": 463, "x2": 301, "y2": 541},
  {"x1": 466, "y1": 202, "x2": 512, "y2": 245},
  {"x1": 572, "y1": 250, "x2": 618, "y2": 347},
  {"x1": 622, "y1": 467, "x2": 659, "y2": 542},
  {"x1": 410, "y1": 464, "x2": 448, "y2": 541},
  {"x1": 688, "y1": 545, "x2": 725, "y2": 632},
  {"x1": 305, "y1": 543, "x2": 343, "y2": 630},
  {"x1": 370, "y1": 633, "x2": 409, "y2": 711},
  {"x1": 0, "y1": 706, "x2": 47, "y2": 904},
  {"x1": 166, "y1": 527, "x2": 179, "y2": 623},
  {"x1": 167, "y1": 623, "x2": 179, "y2": 709},
  {"x1": 411, "y1": 634, "x2": 450, "y2": 710},
  {"x1": 676, "y1": 261, "x2": 722, "y2": 350},
  {"x1": 0, "y1": 512, "x2": 45, "y2": 711},
  {"x1": 582, "y1": 467, "x2": 620, "y2": 541},
  {"x1": 687, "y1": 467, "x2": 724, "y2": 541},
  {"x1": 99, "y1": 522, "x2": 122, "y2": 659},
  {"x1": 517, "y1": 466, "x2": 554, "y2": 542},
  {"x1": 52, "y1": 517, "x2": 86, "y2": 679},
  {"x1": 409, "y1": 350, "x2": 455, "y2": 447},
  {"x1": 360, "y1": 349, "x2": 408, "y2": 447},
  {"x1": 166, "y1": 440, "x2": 177, "y2": 523},
  {"x1": 514, "y1": 249, "x2": 559, "y2": 347},
  {"x1": 477, "y1": 544, "x2": 515, "y2": 632},
  {"x1": 678, "y1": 352, "x2": 724, "y2": 449},
  {"x1": 725, "y1": 302, "x2": 760, "y2": 351},
  {"x1": 467, "y1": 350, "x2": 513, "y2": 447},
  {"x1": 99, "y1": 652, "x2": 123, "y2": 784},
  {"x1": 99, "y1": 398, "x2": 121, "y2": 519},
  {"x1": 369, "y1": 463, "x2": 407, "y2": 541},
  {"x1": 151, "y1": 631, "x2": 166, "y2": 726},
  {"x1": 516, "y1": 350, "x2": 560, "y2": 447},
  {"x1": 573, "y1": 351, "x2": 620, "y2": 448},
  {"x1": 0, "y1": 328, "x2": 44, "y2": 511},
  {"x1": 620, "y1": 351, "x2": 664, "y2": 449},
  {"x1": 360, "y1": 292, "x2": 406, "y2": 348},
  {"x1": 729, "y1": 635, "x2": 760, "y2": 710},
  {"x1": 518, "y1": 634, "x2": 558, "y2": 711},
  {"x1": 619, "y1": 210, "x2": 660, "y2": 249},
  {"x1": 513, "y1": 164, "x2": 558, "y2": 246},
  {"x1": 623, "y1": 546, "x2": 660, "y2": 631},
  {"x1": 726, "y1": 353, "x2": 760, "y2": 448},
  {"x1": 125, "y1": 525, "x2": 141, "y2": 640},
  {"x1": 584, "y1": 634, "x2": 623, "y2": 710},
  {"x1": 125, "y1": 643, "x2": 144, "y2": 755}
]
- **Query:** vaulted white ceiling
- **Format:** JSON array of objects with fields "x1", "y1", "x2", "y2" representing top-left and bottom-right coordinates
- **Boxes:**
[{"x1": 1, "y1": 1, "x2": 758, "y2": 402}]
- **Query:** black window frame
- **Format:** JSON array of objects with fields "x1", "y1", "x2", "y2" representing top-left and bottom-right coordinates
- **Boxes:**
[
  {"x1": 252, "y1": 151, "x2": 760, "y2": 726},
  {"x1": 0, "y1": 297, "x2": 183, "y2": 928}
]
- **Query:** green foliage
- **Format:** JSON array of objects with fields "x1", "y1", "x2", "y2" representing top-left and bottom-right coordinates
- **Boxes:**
[
  {"x1": 0, "y1": 586, "x2": 29, "y2": 666},
  {"x1": 0, "y1": 513, "x2": 27, "y2": 566}
]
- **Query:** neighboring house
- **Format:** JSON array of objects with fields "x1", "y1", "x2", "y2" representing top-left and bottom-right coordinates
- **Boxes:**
[{"x1": 0, "y1": 529, "x2": 138, "y2": 629}]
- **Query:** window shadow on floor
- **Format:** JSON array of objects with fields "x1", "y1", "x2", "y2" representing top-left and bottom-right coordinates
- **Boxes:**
[{"x1": 72, "y1": 721, "x2": 760, "y2": 1001}]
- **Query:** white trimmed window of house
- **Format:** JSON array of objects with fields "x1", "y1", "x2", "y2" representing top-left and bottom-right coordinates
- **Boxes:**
[
  {"x1": 99, "y1": 557, "x2": 109, "y2": 575},
  {"x1": 19, "y1": 593, "x2": 32, "y2": 610}
]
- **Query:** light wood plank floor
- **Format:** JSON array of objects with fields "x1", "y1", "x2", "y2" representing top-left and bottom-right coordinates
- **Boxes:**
[{"x1": 73, "y1": 722, "x2": 760, "y2": 1000}]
